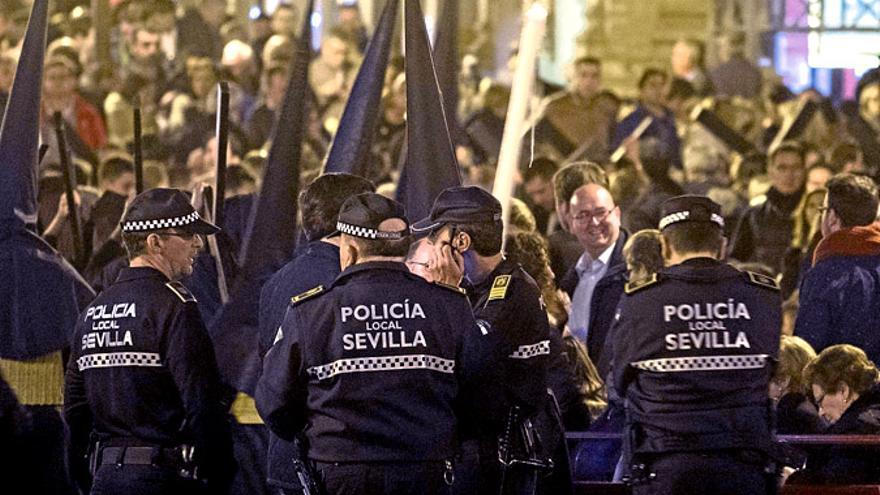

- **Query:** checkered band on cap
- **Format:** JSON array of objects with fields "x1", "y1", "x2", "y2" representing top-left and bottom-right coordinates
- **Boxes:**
[
  {"x1": 76, "y1": 352, "x2": 163, "y2": 371},
  {"x1": 509, "y1": 340, "x2": 551, "y2": 360},
  {"x1": 307, "y1": 354, "x2": 455, "y2": 381},
  {"x1": 658, "y1": 211, "x2": 725, "y2": 230},
  {"x1": 631, "y1": 354, "x2": 769, "y2": 373},
  {"x1": 122, "y1": 211, "x2": 200, "y2": 233},
  {"x1": 336, "y1": 221, "x2": 407, "y2": 240}
]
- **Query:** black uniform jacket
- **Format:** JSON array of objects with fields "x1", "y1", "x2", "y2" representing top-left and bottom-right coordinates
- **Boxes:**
[
  {"x1": 612, "y1": 258, "x2": 781, "y2": 454},
  {"x1": 256, "y1": 261, "x2": 494, "y2": 462},
  {"x1": 466, "y1": 258, "x2": 551, "y2": 419},
  {"x1": 64, "y1": 267, "x2": 233, "y2": 484}
]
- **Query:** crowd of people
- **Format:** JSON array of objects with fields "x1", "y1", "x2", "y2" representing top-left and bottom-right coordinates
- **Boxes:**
[{"x1": 2, "y1": 0, "x2": 880, "y2": 493}]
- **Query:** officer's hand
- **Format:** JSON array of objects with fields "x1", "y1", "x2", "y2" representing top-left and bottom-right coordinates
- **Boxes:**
[
  {"x1": 429, "y1": 242, "x2": 464, "y2": 287},
  {"x1": 55, "y1": 190, "x2": 81, "y2": 219}
]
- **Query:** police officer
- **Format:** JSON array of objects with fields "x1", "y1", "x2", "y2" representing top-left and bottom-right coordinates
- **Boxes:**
[
  {"x1": 258, "y1": 173, "x2": 374, "y2": 494},
  {"x1": 412, "y1": 186, "x2": 552, "y2": 495},
  {"x1": 64, "y1": 188, "x2": 235, "y2": 495},
  {"x1": 611, "y1": 195, "x2": 781, "y2": 494},
  {"x1": 255, "y1": 193, "x2": 491, "y2": 495}
]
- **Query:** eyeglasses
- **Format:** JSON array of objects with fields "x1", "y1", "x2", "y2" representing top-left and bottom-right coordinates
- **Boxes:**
[
  {"x1": 157, "y1": 231, "x2": 200, "y2": 241},
  {"x1": 571, "y1": 207, "x2": 615, "y2": 224}
]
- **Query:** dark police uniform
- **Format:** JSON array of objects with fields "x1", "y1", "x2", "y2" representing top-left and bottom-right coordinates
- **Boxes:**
[
  {"x1": 611, "y1": 195, "x2": 781, "y2": 495},
  {"x1": 64, "y1": 189, "x2": 235, "y2": 495},
  {"x1": 256, "y1": 193, "x2": 492, "y2": 495},
  {"x1": 412, "y1": 187, "x2": 552, "y2": 495},
  {"x1": 258, "y1": 240, "x2": 341, "y2": 494}
]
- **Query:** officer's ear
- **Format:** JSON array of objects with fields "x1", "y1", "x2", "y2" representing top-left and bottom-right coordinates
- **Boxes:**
[
  {"x1": 339, "y1": 234, "x2": 358, "y2": 270},
  {"x1": 452, "y1": 230, "x2": 471, "y2": 253},
  {"x1": 718, "y1": 236, "x2": 729, "y2": 260},
  {"x1": 145, "y1": 233, "x2": 164, "y2": 254},
  {"x1": 659, "y1": 234, "x2": 673, "y2": 264}
]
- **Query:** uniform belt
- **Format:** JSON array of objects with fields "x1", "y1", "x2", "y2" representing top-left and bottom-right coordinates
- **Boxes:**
[{"x1": 99, "y1": 446, "x2": 182, "y2": 467}]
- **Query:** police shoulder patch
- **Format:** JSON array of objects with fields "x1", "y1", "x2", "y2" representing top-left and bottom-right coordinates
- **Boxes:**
[
  {"x1": 487, "y1": 275, "x2": 512, "y2": 301},
  {"x1": 165, "y1": 281, "x2": 197, "y2": 303},
  {"x1": 745, "y1": 271, "x2": 779, "y2": 291},
  {"x1": 624, "y1": 273, "x2": 659, "y2": 295},
  {"x1": 434, "y1": 281, "x2": 467, "y2": 296},
  {"x1": 290, "y1": 285, "x2": 325, "y2": 305}
]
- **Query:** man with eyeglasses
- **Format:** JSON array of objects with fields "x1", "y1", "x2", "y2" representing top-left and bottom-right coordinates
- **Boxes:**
[
  {"x1": 65, "y1": 188, "x2": 234, "y2": 495},
  {"x1": 414, "y1": 186, "x2": 553, "y2": 494},
  {"x1": 257, "y1": 193, "x2": 491, "y2": 494},
  {"x1": 560, "y1": 182, "x2": 629, "y2": 377},
  {"x1": 796, "y1": 173, "x2": 880, "y2": 365}
]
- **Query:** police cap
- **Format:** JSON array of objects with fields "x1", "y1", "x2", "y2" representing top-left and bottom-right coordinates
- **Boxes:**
[
  {"x1": 659, "y1": 195, "x2": 725, "y2": 231},
  {"x1": 337, "y1": 192, "x2": 409, "y2": 240},
  {"x1": 121, "y1": 188, "x2": 220, "y2": 235},
  {"x1": 410, "y1": 186, "x2": 502, "y2": 233}
]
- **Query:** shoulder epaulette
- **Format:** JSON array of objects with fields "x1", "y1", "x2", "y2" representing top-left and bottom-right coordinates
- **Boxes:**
[
  {"x1": 434, "y1": 281, "x2": 467, "y2": 296},
  {"x1": 165, "y1": 281, "x2": 197, "y2": 303},
  {"x1": 745, "y1": 271, "x2": 779, "y2": 291},
  {"x1": 290, "y1": 285, "x2": 325, "y2": 305},
  {"x1": 624, "y1": 273, "x2": 659, "y2": 295},
  {"x1": 487, "y1": 275, "x2": 512, "y2": 301}
]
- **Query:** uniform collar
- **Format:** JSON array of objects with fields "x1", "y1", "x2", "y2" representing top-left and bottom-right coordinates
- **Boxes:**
[
  {"x1": 116, "y1": 266, "x2": 169, "y2": 283},
  {"x1": 306, "y1": 239, "x2": 340, "y2": 259},
  {"x1": 334, "y1": 260, "x2": 410, "y2": 283},
  {"x1": 468, "y1": 257, "x2": 517, "y2": 290},
  {"x1": 662, "y1": 257, "x2": 739, "y2": 281}
]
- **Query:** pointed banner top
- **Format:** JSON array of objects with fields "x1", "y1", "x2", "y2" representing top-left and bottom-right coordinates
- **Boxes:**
[
  {"x1": 0, "y1": 0, "x2": 49, "y2": 226},
  {"x1": 396, "y1": 0, "x2": 461, "y2": 223},
  {"x1": 212, "y1": 0, "x2": 315, "y2": 394},
  {"x1": 323, "y1": 0, "x2": 400, "y2": 176}
]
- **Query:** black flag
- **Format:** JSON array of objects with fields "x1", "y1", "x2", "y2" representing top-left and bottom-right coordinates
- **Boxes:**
[
  {"x1": 0, "y1": 0, "x2": 95, "y2": 360},
  {"x1": 396, "y1": 0, "x2": 461, "y2": 223},
  {"x1": 209, "y1": 0, "x2": 314, "y2": 394},
  {"x1": 323, "y1": 0, "x2": 399, "y2": 176}
]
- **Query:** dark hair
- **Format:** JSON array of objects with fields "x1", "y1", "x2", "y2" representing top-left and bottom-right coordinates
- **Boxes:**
[
  {"x1": 226, "y1": 165, "x2": 256, "y2": 193},
  {"x1": 572, "y1": 56, "x2": 601, "y2": 69},
  {"x1": 504, "y1": 231, "x2": 567, "y2": 325},
  {"x1": 829, "y1": 142, "x2": 861, "y2": 172},
  {"x1": 523, "y1": 157, "x2": 558, "y2": 183},
  {"x1": 804, "y1": 344, "x2": 879, "y2": 396},
  {"x1": 430, "y1": 221, "x2": 503, "y2": 257},
  {"x1": 99, "y1": 156, "x2": 134, "y2": 184},
  {"x1": 122, "y1": 232, "x2": 150, "y2": 259},
  {"x1": 638, "y1": 68, "x2": 667, "y2": 90},
  {"x1": 667, "y1": 77, "x2": 695, "y2": 101},
  {"x1": 770, "y1": 141, "x2": 806, "y2": 166},
  {"x1": 826, "y1": 173, "x2": 879, "y2": 227},
  {"x1": 299, "y1": 173, "x2": 375, "y2": 240},
  {"x1": 662, "y1": 222, "x2": 724, "y2": 255},
  {"x1": 352, "y1": 235, "x2": 412, "y2": 258},
  {"x1": 552, "y1": 161, "x2": 608, "y2": 206},
  {"x1": 623, "y1": 229, "x2": 664, "y2": 277}
]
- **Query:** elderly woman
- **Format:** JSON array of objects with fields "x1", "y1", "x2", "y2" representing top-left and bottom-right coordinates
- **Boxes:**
[{"x1": 787, "y1": 344, "x2": 880, "y2": 484}]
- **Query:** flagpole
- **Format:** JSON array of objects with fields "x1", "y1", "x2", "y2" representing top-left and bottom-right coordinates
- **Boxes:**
[
  {"x1": 132, "y1": 99, "x2": 144, "y2": 194},
  {"x1": 492, "y1": 2, "x2": 547, "y2": 239}
]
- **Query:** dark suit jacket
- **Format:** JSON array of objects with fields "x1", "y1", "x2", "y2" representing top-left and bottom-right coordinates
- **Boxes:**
[{"x1": 560, "y1": 230, "x2": 629, "y2": 377}]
